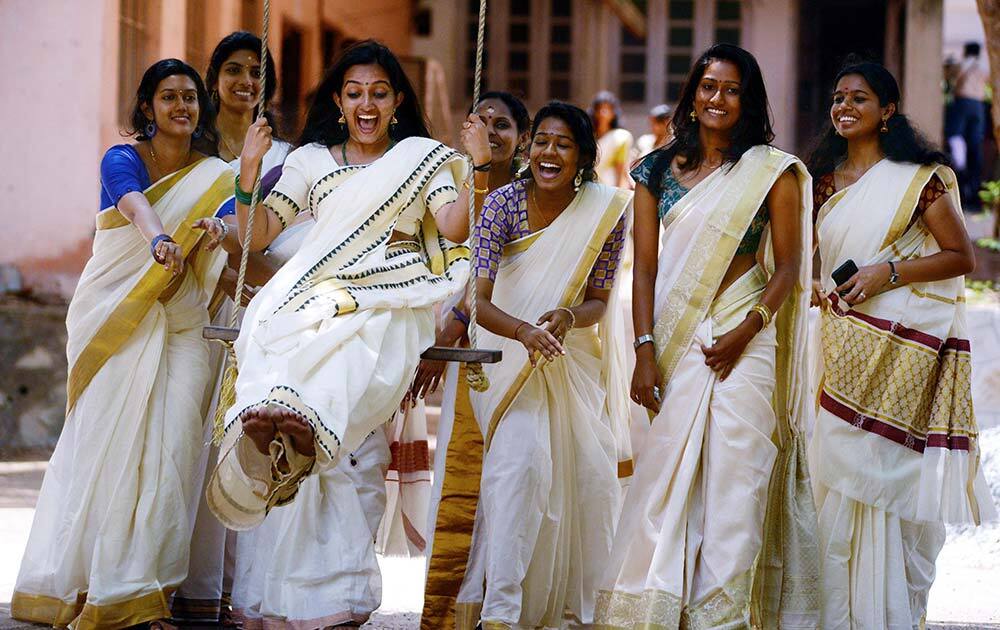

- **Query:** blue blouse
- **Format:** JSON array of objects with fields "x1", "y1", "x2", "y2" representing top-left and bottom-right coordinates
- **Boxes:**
[
  {"x1": 631, "y1": 152, "x2": 769, "y2": 255},
  {"x1": 99, "y1": 144, "x2": 150, "y2": 212}
]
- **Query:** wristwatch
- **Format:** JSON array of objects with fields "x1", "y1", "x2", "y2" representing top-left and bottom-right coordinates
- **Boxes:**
[
  {"x1": 888, "y1": 261, "x2": 900, "y2": 285},
  {"x1": 634, "y1": 334, "x2": 654, "y2": 350}
]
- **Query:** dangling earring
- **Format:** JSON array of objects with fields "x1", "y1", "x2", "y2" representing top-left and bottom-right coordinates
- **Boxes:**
[
  {"x1": 210, "y1": 90, "x2": 219, "y2": 106},
  {"x1": 192, "y1": 125, "x2": 203, "y2": 139},
  {"x1": 391, "y1": 112, "x2": 399, "y2": 127},
  {"x1": 689, "y1": 109, "x2": 698, "y2": 121},
  {"x1": 144, "y1": 120, "x2": 157, "y2": 138},
  {"x1": 338, "y1": 113, "x2": 346, "y2": 126},
  {"x1": 573, "y1": 169, "x2": 584, "y2": 192},
  {"x1": 880, "y1": 118, "x2": 889, "y2": 133}
]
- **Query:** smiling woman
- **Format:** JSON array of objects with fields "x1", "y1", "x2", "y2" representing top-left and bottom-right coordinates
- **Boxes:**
[
  {"x1": 595, "y1": 44, "x2": 819, "y2": 629},
  {"x1": 449, "y1": 101, "x2": 633, "y2": 629},
  {"x1": 203, "y1": 40, "x2": 492, "y2": 630},
  {"x1": 11, "y1": 59, "x2": 234, "y2": 630}
]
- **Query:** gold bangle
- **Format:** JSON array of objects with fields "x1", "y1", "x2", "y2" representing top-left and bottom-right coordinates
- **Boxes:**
[
  {"x1": 750, "y1": 303, "x2": 772, "y2": 328},
  {"x1": 462, "y1": 179, "x2": 490, "y2": 195},
  {"x1": 556, "y1": 306, "x2": 576, "y2": 330}
]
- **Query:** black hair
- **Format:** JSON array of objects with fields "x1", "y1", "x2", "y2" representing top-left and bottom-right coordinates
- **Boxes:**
[
  {"x1": 205, "y1": 31, "x2": 278, "y2": 108},
  {"x1": 641, "y1": 44, "x2": 773, "y2": 196},
  {"x1": 964, "y1": 42, "x2": 981, "y2": 58},
  {"x1": 525, "y1": 101, "x2": 598, "y2": 183},
  {"x1": 473, "y1": 91, "x2": 531, "y2": 133},
  {"x1": 806, "y1": 57, "x2": 949, "y2": 177},
  {"x1": 127, "y1": 58, "x2": 218, "y2": 156},
  {"x1": 588, "y1": 90, "x2": 622, "y2": 131},
  {"x1": 298, "y1": 39, "x2": 431, "y2": 147}
]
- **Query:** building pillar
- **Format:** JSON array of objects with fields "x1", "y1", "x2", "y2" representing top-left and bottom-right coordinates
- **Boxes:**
[
  {"x1": 903, "y1": 0, "x2": 944, "y2": 142},
  {"x1": 159, "y1": 0, "x2": 186, "y2": 60},
  {"x1": 742, "y1": 0, "x2": 799, "y2": 150}
]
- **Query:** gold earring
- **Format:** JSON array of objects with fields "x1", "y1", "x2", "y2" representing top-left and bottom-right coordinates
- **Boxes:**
[
  {"x1": 338, "y1": 113, "x2": 346, "y2": 125},
  {"x1": 391, "y1": 113, "x2": 399, "y2": 126},
  {"x1": 573, "y1": 170, "x2": 583, "y2": 191},
  {"x1": 689, "y1": 109, "x2": 698, "y2": 121},
  {"x1": 880, "y1": 118, "x2": 889, "y2": 133}
]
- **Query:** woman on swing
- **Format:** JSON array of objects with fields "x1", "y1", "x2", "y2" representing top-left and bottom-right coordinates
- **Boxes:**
[
  {"x1": 12, "y1": 59, "x2": 233, "y2": 630},
  {"x1": 206, "y1": 40, "x2": 491, "y2": 628}
]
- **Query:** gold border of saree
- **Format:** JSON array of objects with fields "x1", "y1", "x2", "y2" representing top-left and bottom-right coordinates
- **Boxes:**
[
  {"x1": 66, "y1": 169, "x2": 233, "y2": 412},
  {"x1": 482, "y1": 187, "x2": 632, "y2": 451},
  {"x1": 12, "y1": 587, "x2": 176, "y2": 630}
]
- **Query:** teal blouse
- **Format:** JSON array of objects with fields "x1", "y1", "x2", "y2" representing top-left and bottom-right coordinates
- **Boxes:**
[{"x1": 631, "y1": 152, "x2": 769, "y2": 256}]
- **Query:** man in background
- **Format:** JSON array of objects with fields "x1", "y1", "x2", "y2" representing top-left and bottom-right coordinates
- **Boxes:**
[{"x1": 946, "y1": 41, "x2": 989, "y2": 209}]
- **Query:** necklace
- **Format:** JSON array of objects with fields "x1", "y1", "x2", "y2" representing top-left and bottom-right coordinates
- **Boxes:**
[
  {"x1": 529, "y1": 182, "x2": 562, "y2": 229},
  {"x1": 149, "y1": 141, "x2": 191, "y2": 176},
  {"x1": 340, "y1": 138, "x2": 394, "y2": 166},
  {"x1": 218, "y1": 131, "x2": 242, "y2": 160}
]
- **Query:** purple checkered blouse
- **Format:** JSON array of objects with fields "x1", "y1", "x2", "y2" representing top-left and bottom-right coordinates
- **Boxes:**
[{"x1": 472, "y1": 179, "x2": 626, "y2": 290}]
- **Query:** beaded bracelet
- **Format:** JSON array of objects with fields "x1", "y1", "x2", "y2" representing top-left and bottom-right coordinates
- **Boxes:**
[{"x1": 234, "y1": 175, "x2": 254, "y2": 205}]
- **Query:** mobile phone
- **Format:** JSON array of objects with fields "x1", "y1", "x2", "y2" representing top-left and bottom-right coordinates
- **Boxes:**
[{"x1": 832, "y1": 259, "x2": 859, "y2": 294}]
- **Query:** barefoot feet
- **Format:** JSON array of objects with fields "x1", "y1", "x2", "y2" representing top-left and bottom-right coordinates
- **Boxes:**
[{"x1": 240, "y1": 404, "x2": 316, "y2": 457}]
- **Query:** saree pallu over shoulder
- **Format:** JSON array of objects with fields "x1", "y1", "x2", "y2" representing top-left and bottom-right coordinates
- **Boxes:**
[
  {"x1": 634, "y1": 145, "x2": 820, "y2": 629},
  {"x1": 208, "y1": 138, "x2": 470, "y2": 530},
  {"x1": 67, "y1": 158, "x2": 233, "y2": 412},
  {"x1": 470, "y1": 182, "x2": 633, "y2": 453},
  {"x1": 814, "y1": 160, "x2": 996, "y2": 525}
]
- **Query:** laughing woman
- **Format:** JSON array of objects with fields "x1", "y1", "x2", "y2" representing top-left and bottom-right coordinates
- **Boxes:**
[
  {"x1": 595, "y1": 44, "x2": 819, "y2": 629},
  {"x1": 808, "y1": 59, "x2": 995, "y2": 630},
  {"x1": 11, "y1": 59, "x2": 233, "y2": 630},
  {"x1": 419, "y1": 91, "x2": 531, "y2": 628},
  {"x1": 454, "y1": 102, "x2": 633, "y2": 629},
  {"x1": 205, "y1": 40, "x2": 488, "y2": 628}
]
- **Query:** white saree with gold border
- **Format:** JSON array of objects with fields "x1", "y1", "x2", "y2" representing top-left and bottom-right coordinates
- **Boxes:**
[
  {"x1": 595, "y1": 146, "x2": 821, "y2": 630},
  {"x1": 810, "y1": 160, "x2": 996, "y2": 629},
  {"x1": 11, "y1": 158, "x2": 233, "y2": 630},
  {"x1": 452, "y1": 182, "x2": 633, "y2": 629},
  {"x1": 207, "y1": 137, "x2": 469, "y2": 534}
]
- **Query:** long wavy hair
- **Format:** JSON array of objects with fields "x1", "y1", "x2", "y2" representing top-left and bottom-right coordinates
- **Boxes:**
[
  {"x1": 297, "y1": 40, "x2": 431, "y2": 148},
  {"x1": 639, "y1": 44, "x2": 773, "y2": 197},
  {"x1": 807, "y1": 58, "x2": 949, "y2": 176},
  {"x1": 127, "y1": 58, "x2": 218, "y2": 156}
]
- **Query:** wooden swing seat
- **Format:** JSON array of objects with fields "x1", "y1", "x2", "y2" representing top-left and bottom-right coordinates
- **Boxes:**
[{"x1": 204, "y1": 326, "x2": 502, "y2": 363}]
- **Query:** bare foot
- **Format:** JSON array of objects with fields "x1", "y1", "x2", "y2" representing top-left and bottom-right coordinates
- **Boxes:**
[
  {"x1": 241, "y1": 405, "x2": 279, "y2": 454},
  {"x1": 276, "y1": 410, "x2": 316, "y2": 457}
]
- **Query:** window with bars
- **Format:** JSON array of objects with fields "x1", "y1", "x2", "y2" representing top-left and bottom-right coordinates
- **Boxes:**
[
  {"x1": 118, "y1": 0, "x2": 159, "y2": 126},
  {"x1": 619, "y1": 22, "x2": 647, "y2": 103},
  {"x1": 506, "y1": 0, "x2": 532, "y2": 98},
  {"x1": 461, "y1": 0, "x2": 575, "y2": 105},
  {"x1": 665, "y1": 0, "x2": 694, "y2": 102},
  {"x1": 714, "y1": 0, "x2": 741, "y2": 46},
  {"x1": 548, "y1": 0, "x2": 573, "y2": 100},
  {"x1": 464, "y1": 0, "x2": 489, "y2": 96}
]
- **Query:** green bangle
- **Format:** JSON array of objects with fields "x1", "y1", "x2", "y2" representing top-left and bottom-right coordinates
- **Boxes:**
[{"x1": 234, "y1": 175, "x2": 254, "y2": 205}]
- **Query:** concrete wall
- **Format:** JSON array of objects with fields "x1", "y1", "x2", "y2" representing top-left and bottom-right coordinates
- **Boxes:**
[{"x1": 0, "y1": 0, "x2": 117, "y2": 297}]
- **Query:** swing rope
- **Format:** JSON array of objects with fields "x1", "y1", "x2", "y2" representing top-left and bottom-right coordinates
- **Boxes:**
[
  {"x1": 210, "y1": 0, "x2": 271, "y2": 446},
  {"x1": 464, "y1": 0, "x2": 490, "y2": 393},
  {"x1": 210, "y1": 0, "x2": 492, "y2": 444}
]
